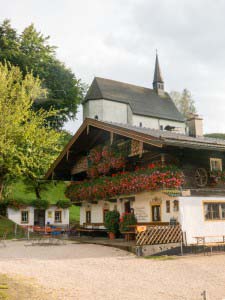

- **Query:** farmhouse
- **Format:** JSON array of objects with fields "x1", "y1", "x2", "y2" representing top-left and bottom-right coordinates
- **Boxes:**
[
  {"x1": 7, "y1": 204, "x2": 69, "y2": 228},
  {"x1": 46, "y1": 55, "x2": 225, "y2": 245}
]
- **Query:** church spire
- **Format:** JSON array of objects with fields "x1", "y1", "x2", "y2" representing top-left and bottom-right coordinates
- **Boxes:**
[{"x1": 153, "y1": 51, "x2": 164, "y2": 93}]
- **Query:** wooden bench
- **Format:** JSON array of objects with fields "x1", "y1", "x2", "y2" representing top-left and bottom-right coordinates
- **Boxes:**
[{"x1": 76, "y1": 223, "x2": 106, "y2": 237}]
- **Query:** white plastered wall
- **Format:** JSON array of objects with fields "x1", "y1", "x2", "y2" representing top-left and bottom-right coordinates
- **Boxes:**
[
  {"x1": 179, "y1": 196, "x2": 225, "y2": 245},
  {"x1": 79, "y1": 191, "x2": 179, "y2": 226},
  {"x1": 7, "y1": 206, "x2": 69, "y2": 227}
]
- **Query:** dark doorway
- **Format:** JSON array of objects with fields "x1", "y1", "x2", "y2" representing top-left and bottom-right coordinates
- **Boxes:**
[
  {"x1": 152, "y1": 205, "x2": 161, "y2": 222},
  {"x1": 34, "y1": 209, "x2": 45, "y2": 227},
  {"x1": 124, "y1": 201, "x2": 131, "y2": 213}
]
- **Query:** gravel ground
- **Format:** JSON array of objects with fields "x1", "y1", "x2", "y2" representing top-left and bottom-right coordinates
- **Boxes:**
[{"x1": 1, "y1": 241, "x2": 225, "y2": 300}]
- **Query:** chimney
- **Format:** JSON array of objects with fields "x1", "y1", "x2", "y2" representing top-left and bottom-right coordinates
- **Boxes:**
[{"x1": 186, "y1": 114, "x2": 203, "y2": 137}]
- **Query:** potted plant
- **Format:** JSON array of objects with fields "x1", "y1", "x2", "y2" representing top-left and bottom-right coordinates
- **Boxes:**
[
  {"x1": 104, "y1": 210, "x2": 120, "y2": 239},
  {"x1": 119, "y1": 212, "x2": 137, "y2": 232}
]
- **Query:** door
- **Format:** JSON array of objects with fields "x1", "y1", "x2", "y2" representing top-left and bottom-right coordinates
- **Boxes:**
[
  {"x1": 34, "y1": 209, "x2": 45, "y2": 227},
  {"x1": 152, "y1": 205, "x2": 161, "y2": 222}
]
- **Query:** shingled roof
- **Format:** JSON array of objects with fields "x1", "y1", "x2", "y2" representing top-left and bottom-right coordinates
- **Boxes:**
[{"x1": 84, "y1": 77, "x2": 185, "y2": 122}]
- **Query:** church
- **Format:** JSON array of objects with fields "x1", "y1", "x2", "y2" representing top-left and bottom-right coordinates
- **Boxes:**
[
  {"x1": 83, "y1": 54, "x2": 186, "y2": 133},
  {"x1": 45, "y1": 54, "x2": 225, "y2": 246}
]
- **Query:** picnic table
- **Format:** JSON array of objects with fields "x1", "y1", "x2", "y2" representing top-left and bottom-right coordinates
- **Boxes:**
[{"x1": 193, "y1": 235, "x2": 225, "y2": 254}]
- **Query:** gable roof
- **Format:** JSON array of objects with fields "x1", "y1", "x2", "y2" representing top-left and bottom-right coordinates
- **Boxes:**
[
  {"x1": 84, "y1": 77, "x2": 185, "y2": 122},
  {"x1": 45, "y1": 118, "x2": 225, "y2": 180}
]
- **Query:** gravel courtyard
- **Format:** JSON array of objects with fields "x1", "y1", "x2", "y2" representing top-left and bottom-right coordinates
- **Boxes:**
[{"x1": 1, "y1": 241, "x2": 225, "y2": 300}]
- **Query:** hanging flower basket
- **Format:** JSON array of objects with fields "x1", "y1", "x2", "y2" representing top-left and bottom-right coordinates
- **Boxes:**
[
  {"x1": 111, "y1": 157, "x2": 125, "y2": 169},
  {"x1": 87, "y1": 166, "x2": 99, "y2": 179},
  {"x1": 88, "y1": 147, "x2": 102, "y2": 165},
  {"x1": 97, "y1": 161, "x2": 111, "y2": 175}
]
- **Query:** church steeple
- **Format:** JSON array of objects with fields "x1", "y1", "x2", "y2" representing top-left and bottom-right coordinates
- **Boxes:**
[{"x1": 153, "y1": 52, "x2": 164, "y2": 94}]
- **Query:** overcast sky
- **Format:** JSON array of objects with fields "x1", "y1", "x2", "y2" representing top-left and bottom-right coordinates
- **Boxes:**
[{"x1": 1, "y1": 0, "x2": 225, "y2": 134}]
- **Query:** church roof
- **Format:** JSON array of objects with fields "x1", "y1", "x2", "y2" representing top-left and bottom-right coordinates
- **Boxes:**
[{"x1": 84, "y1": 77, "x2": 184, "y2": 122}]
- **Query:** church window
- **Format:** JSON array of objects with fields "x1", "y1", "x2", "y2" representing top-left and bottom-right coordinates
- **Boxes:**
[{"x1": 139, "y1": 122, "x2": 142, "y2": 127}]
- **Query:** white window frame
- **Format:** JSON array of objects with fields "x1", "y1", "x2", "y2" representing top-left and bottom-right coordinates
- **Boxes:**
[
  {"x1": 204, "y1": 201, "x2": 225, "y2": 221},
  {"x1": 21, "y1": 210, "x2": 29, "y2": 224},
  {"x1": 54, "y1": 210, "x2": 62, "y2": 223}
]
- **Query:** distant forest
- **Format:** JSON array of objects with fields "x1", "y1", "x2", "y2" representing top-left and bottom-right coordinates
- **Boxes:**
[{"x1": 204, "y1": 133, "x2": 225, "y2": 140}]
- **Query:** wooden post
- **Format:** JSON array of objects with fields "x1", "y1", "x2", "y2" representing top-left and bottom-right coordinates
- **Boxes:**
[
  {"x1": 87, "y1": 125, "x2": 90, "y2": 135},
  {"x1": 139, "y1": 141, "x2": 143, "y2": 158},
  {"x1": 66, "y1": 150, "x2": 69, "y2": 160},
  {"x1": 161, "y1": 153, "x2": 165, "y2": 166},
  {"x1": 110, "y1": 131, "x2": 114, "y2": 145}
]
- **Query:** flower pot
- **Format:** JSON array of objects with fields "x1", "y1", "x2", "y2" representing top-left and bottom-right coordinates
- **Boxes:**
[{"x1": 108, "y1": 232, "x2": 116, "y2": 240}]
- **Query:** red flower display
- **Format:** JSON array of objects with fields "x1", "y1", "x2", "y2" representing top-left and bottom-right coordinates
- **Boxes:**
[{"x1": 65, "y1": 164, "x2": 184, "y2": 202}]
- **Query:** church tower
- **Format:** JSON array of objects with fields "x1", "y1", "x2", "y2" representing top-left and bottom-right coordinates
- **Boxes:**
[{"x1": 152, "y1": 53, "x2": 164, "y2": 95}]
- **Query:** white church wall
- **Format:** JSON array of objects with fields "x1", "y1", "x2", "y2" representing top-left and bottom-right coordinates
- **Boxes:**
[
  {"x1": 83, "y1": 100, "x2": 103, "y2": 120},
  {"x1": 159, "y1": 119, "x2": 186, "y2": 133},
  {"x1": 132, "y1": 114, "x2": 160, "y2": 129},
  {"x1": 132, "y1": 114, "x2": 186, "y2": 133},
  {"x1": 102, "y1": 100, "x2": 128, "y2": 124},
  {"x1": 83, "y1": 99, "x2": 129, "y2": 124}
]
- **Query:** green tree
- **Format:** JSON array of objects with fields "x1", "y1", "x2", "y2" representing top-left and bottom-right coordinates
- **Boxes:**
[
  {"x1": 0, "y1": 63, "x2": 62, "y2": 200},
  {"x1": 170, "y1": 89, "x2": 197, "y2": 118},
  {"x1": 0, "y1": 19, "x2": 84, "y2": 129}
]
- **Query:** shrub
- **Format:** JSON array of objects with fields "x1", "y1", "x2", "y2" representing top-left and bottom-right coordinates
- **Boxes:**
[
  {"x1": 31, "y1": 199, "x2": 50, "y2": 210},
  {"x1": 56, "y1": 199, "x2": 72, "y2": 209},
  {"x1": 104, "y1": 210, "x2": 120, "y2": 233},
  {"x1": 6, "y1": 199, "x2": 27, "y2": 210},
  {"x1": 120, "y1": 212, "x2": 137, "y2": 232}
]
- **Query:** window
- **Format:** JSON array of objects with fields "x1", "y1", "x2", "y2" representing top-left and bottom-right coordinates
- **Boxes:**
[
  {"x1": 152, "y1": 205, "x2": 161, "y2": 221},
  {"x1": 55, "y1": 210, "x2": 62, "y2": 223},
  {"x1": 86, "y1": 210, "x2": 91, "y2": 223},
  {"x1": 166, "y1": 200, "x2": 170, "y2": 213},
  {"x1": 210, "y1": 158, "x2": 222, "y2": 171},
  {"x1": 160, "y1": 125, "x2": 163, "y2": 130},
  {"x1": 94, "y1": 115, "x2": 98, "y2": 120},
  {"x1": 139, "y1": 122, "x2": 142, "y2": 127},
  {"x1": 21, "y1": 210, "x2": 29, "y2": 224},
  {"x1": 173, "y1": 200, "x2": 179, "y2": 212},
  {"x1": 204, "y1": 202, "x2": 225, "y2": 220}
]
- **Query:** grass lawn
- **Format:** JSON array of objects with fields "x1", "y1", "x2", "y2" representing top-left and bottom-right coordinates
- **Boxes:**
[
  {"x1": 0, "y1": 216, "x2": 26, "y2": 239},
  {"x1": 0, "y1": 274, "x2": 51, "y2": 300},
  {"x1": 69, "y1": 205, "x2": 80, "y2": 224}
]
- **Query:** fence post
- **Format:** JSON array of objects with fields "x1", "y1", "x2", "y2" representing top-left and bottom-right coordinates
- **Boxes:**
[
  {"x1": 14, "y1": 224, "x2": 17, "y2": 238},
  {"x1": 136, "y1": 246, "x2": 143, "y2": 256}
]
